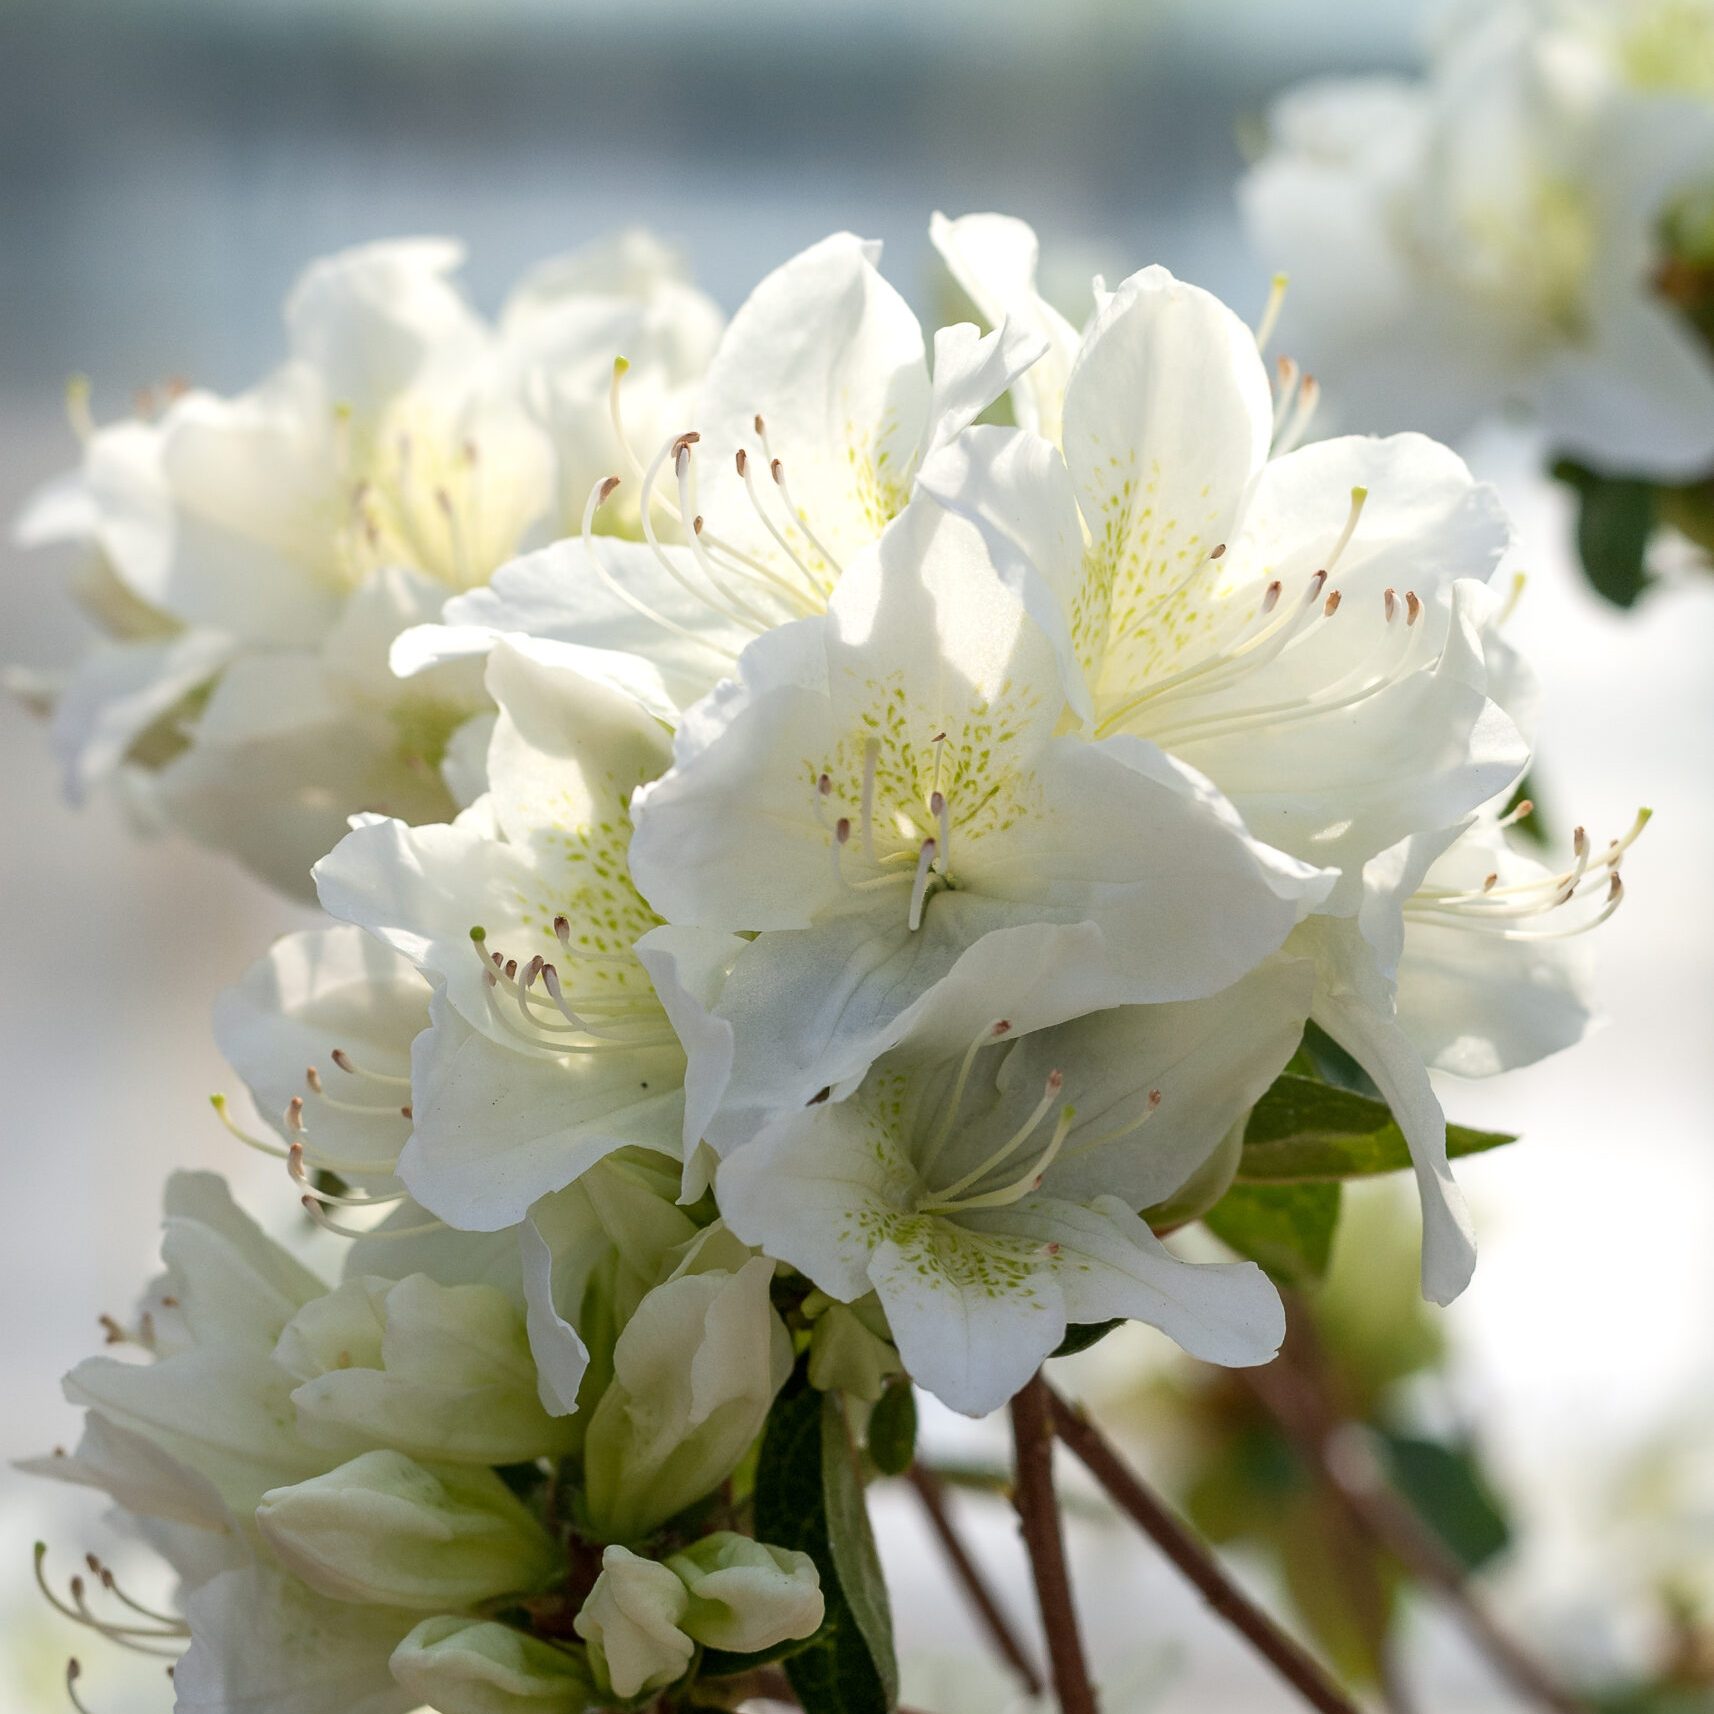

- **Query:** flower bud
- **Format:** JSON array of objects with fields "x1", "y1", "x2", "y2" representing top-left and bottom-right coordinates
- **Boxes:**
[
  {"x1": 572, "y1": 1545, "x2": 693, "y2": 1699},
  {"x1": 666, "y1": 1531, "x2": 824, "y2": 1654},
  {"x1": 581, "y1": 1256, "x2": 791, "y2": 1541},
  {"x1": 390, "y1": 1615, "x2": 591, "y2": 1714},
  {"x1": 275, "y1": 1274, "x2": 576, "y2": 1465},
  {"x1": 256, "y1": 1449, "x2": 560, "y2": 1610}
]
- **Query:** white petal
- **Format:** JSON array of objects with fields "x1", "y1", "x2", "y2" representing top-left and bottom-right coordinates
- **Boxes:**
[
  {"x1": 975, "y1": 1196, "x2": 1284, "y2": 1368},
  {"x1": 919, "y1": 319, "x2": 1050, "y2": 463},
  {"x1": 284, "y1": 237, "x2": 485, "y2": 415},
  {"x1": 1061, "y1": 266, "x2": 1272, "y2": 689},
  {"x1": 401, "y1": 989, "x2": 685, "y2": 1231},
  {"x1": 1302, "y1": 916, "x2": 1476, "y2": 1304},
  {"x1": 690, "y1": 232, "x2": 929, "y2": 578},
  {"x1": 175, "y1": 1565, "x2": 416, "y2": 1714},
  {"x1": 930, "y1": 210, "x2": 1082, "y2": 439}
]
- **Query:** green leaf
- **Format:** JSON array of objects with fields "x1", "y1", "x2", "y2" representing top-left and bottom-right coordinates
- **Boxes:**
[
  {"x1": 1379, "y1": 1433, "x2": 1510, "y2": 1573},
  {"x1": 1205, "y1": 1183, "x2": 1342, "y2": 1286},
  {"x1": 1285, "y1": 1022, "x2": 1381, "y2": 1098},
  {"x1": 865, "y1": 1378, "x2": 917, "y2": 1478},
  {"x1": 752, "y1": 1366, "x2": 897, "y2": 1714},
  {"x1": 1237, "y1": 1075, "x2": 1513, "y2": 1183},
  {"x1": 1552, "y1": 459, "x2": 1657, "y2": 608},
  {"x1": 1050, "y1": 1318, "x2": 1122, "y2": 1359}
]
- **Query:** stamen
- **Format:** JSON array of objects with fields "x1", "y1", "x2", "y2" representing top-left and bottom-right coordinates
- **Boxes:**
[
  {"x1": 1271, "y1": 356, "x2": 1301, "y2": 438},
  {"x1": 928, "y1": 1070, "x2": 1065, "y2": 1205},
  {"x1": 755, "y1": 421, "x2": 843, "y2": 579},
  {"x1": 1405, "y1": 590, "x2": 1422, "y2": 626},
  {"x1": 907, "y1": 838, "x2": 938, "y2": 932},
  {"x1": 1384, "y1": 587, "x2": 1398, "y2": 623},
  {"x1": 1254, "y1": 272, "x2": 1289, "y2": 353},
  {"x1": 676, "y1": 444, "x2": 778, "y2": 630},
  {"x1": 1064, "y1": 1088, "x2": 1162, "y2": 1156},
  {"x1": 1325, "y1": 486, "x2": 1369, "y2": 574},
  {"x1": 832, "y1": 817, "x2": 853, "y2": 889},
  {"x1": 639, "y1": 435, "x2": 760, "y2": 633},
  {"x1": 576, "y1": 477, "x2": 738, "y2": 662},
  {"x1": 1496, "y1": 798, "x2": 1534, "y2": 829},
  {"x1": 302, "y1": 1199, "x2": 446, "y2": 1242},
  {"x1": 919, "y1": 1020, "x2": 1013, "y2": 1177},
  {"x1": 931, "y1": 790, "x2": 952, "y2": 866},
  {"x1": 736, "y1": 445, "x2": 823, "y2": 595},
  {"x1": 288, "y1": 1143, "x2": 406, "y2": 1208},
  {"x1": 209, "y1": 1094, "x2": 287, "y2": 1162},
  {"x1": 1275, "y1": 374, "x2": 1320, "y2": 455},
  {"x1": 1323, "y1": 588, "x2": 1342, "y2": 617}
]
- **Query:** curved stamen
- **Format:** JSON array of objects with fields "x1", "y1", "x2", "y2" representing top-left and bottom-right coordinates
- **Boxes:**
[
  {"x1": 1255, "y1": 272, "x2": 1289, "y2": 353},
  {"x1": 928, "y1": 1071, "x2": 1064, "y2": 1205},
  {"x1": 907, "y1": 838, "x2": 938, "y2": 932},
  {"x1": 302, "y1": 1200, "x2": 446, "y2": 1242},
  {"x1": 918, "y1": 1020, "x2": 1013, "y2": 1179},
  {"x1": 330, "y1": 1048, "x2": 410, "y2": 1087},
  {"x1": 755, "y1": 413, "x2": 844, "y2": 582}
]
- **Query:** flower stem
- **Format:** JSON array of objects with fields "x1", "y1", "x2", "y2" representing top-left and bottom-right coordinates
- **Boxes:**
[
  {"x1": 1043, "y1": 1382, "x2": 1361, "y2": 1714},
  {"x1": 906, "y1": 1462, "x2": 1044, "y2": 1697},
  {"x1": 1241, "y1": 1348, "x2": 1590, "y2": 1714},
  {"x1": 1009, "y1": 1373, "x2": 1098, "y2": 1714}
]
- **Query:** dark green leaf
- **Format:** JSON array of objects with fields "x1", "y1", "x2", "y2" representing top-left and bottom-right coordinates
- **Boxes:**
[
  {"x1": 866, "y1": 1378, "x2": 917, "y2": 1478},
  {"x1": 1205, "y1": 1183, "x2": 1342, "y2": 1286},
  {"x1": 1050, "y1": 1319, "x2": 1122, "y2": 1359},
  {"x1": 1379, "y1": 1433, "x2": 1510, "y2": 1573},
  {"x1": 1552, "y1": 459, "x2": 1657, "y2": 608},
  {"x1": 752, "y1": 1366, "x2": 897, "y2": 1714},
  {"x1": 1238, "y1": 1075, "x2": 1513, "y2": 1183},
  {"x1": 1285, "y1": 1022, "x2": 1380, "y2": 1098}
]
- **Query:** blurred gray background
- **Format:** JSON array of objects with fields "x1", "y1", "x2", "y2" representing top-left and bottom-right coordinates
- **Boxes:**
[{"x1": 2, "y1": 3, "x2": 1710, "y2": 1709}]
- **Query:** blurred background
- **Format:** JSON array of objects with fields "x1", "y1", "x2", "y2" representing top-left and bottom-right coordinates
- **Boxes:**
[{"x1": 1, "y1": 1, "x2": 1710, "y2": 1709}]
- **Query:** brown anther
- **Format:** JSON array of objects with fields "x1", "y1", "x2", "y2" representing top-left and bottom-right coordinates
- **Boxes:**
[
  {"x1": 693, "y1": 515, "x2": 705, "y2": 535},
  {"x1": 770, "y1": 457, "x2": 784, "y2": 483},
  {"x1": 836, "y1": 817, "x2": 852, "y2": 843},
  {"x1": 1384, "y1": 587, "x2": 1398, "y2": 621},
  {"x1": 1148, "y1": 1088, "x2": 1163, "y2": 1107},
  {"x1": 671, "y1": 430, "x2": 701, "y2": 457},
  {"x1": 1483, "y1": 873, "x2": 1499, "y2": 892},
  {"x1": 1210, "y1": 543, "x2": 1226, "y2": 559},
  {"x1": 98, "y1": 1314, "x2": 124, "y2": 1344},
  {"x1": 434, "y1": 487, "x2": 454, "y2": 517},
  {"x1": 331, "y1": 1048, "x2": 355, "y2": 1074},
  {"x1": 597, "y1": 475, "x2": 621, "y2": 505},
  {"x1": 504, "y1": 958, "x2": 518, "y2": 981},
  {"x1": 1573, "y1": 826, "x2": 1588, "y2": 853},
  {"x1": 1405, "y1": 591, "x2": 1422, "y2": 625},
  {"x1": 1323, "y1": 589, "x2": 1342, "y2": 617},
  {"x1": 553, "y1": 914, "x2": 572, "y2": 942},
  {"x1": 1308, "y1": 568, "x2": 1327, "y2": 597},
  {"x1": 306, "y1": 1066, "x2": 324, "y2": 1095},
  {"x1": 286, "y1": 1095, "x2": 305, "y2": 1131},
  {"x1": 401, "y1": 1104, "x2": 413, "y2": 1120},
  {"x1": 735, "y1": 448, "x2": 748, "y2": 476},
  {"x1": 1261, "y1": 580, "x2": 1282, "y2": 612},
  {"x1": 754, "y1": 413, "x2": 767, "y2": 436}
]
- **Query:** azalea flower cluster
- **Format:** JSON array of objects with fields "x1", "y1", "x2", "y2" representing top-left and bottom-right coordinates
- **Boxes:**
[
  {"x1": 1242, "y1": 0, "x2": 1714, "y2": 480},
  {"x1": 20, "y1": 216, "x2": 1637, "y2": 1712}
]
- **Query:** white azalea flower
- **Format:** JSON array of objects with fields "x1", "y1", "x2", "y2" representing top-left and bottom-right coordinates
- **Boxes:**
[
  {"x1": 1240, "y1": 0, "x2": 1714, "y2": 475},
  {"x1": 389, "y1": 229, "x2": 1044, "y2": 712},
  {"x1": 717, "y1": 956, "x2": 1311, "y2": 1417},
  {"x1": 630, "y1": 495, "x2": 1330, "y2": 1144},
  {"x1": 16, "y1": 233, "x2": 722, "y2": 894},
  {"x1": 315, "y1": 639, "x2": 740, "y2": 1229},
  {"x1": 918, "y1": 243, "x2": 1528, "y2": 1299}
]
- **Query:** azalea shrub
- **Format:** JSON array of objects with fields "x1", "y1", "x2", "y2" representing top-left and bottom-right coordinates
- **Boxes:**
[{"x1": 17, "y1": 216, "x2": 1641, "y2": 1714}]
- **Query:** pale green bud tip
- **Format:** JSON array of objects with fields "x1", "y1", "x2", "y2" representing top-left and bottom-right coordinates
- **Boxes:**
[
  {"x1": 612, "y1": 355, "x2": 630, "y2": 376},
  {"x1": 573, "y1": 1545, "x2": 693, "y2": 1700},
  {"x1": 667, "y1": 1531, "x2": 824, "y2": 1655},
  {"x1": 390, "y1": 1615, "x2": 590, "y2": 1714}
]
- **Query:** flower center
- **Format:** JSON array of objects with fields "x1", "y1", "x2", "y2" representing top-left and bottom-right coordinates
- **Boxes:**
[{"x1": 908, "y1": 1021, "x2": 1162, "y2": 1216}]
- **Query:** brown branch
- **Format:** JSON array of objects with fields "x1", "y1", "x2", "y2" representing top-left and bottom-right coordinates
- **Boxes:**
[
  {"x1": 1242, "y1": 1356, "x2": 1590, "y2": 1714},
  {"x1": 1010, "y1": 1374, "x2": 1098, "y2": 1714},
  {"x1": 1044, "y1": 1383, "x2": 1362, "y2": 1714},
  {"x1": 907, "y1": 1462, "x2": 1045, "y2": 1697}
]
